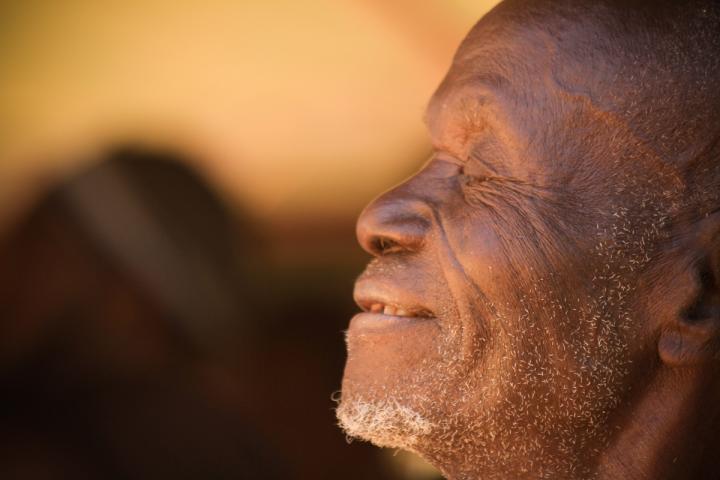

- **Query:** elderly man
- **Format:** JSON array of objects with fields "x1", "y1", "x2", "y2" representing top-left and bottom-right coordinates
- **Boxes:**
[{"x1": 336, "y1": 0, "x2": 720, "y2": 478}]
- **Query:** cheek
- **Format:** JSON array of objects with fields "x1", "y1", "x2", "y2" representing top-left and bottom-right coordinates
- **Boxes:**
[{"x1": 450, "y1": 210, "x2": 520, "y2": 301}]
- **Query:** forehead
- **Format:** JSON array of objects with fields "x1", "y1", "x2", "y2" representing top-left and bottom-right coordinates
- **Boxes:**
[
  {"x1": 427, "y1": 7, "x2": 602, "y2": 128},
  {"x1": 424, "y1": 26, "x2": 579, "y2": 187},
  {"x1": 423, "y1": 9, "x2": 692, "y2": 239},
  {"x1": 424, "y1": 13, "x2": 670, "y2": 190}
]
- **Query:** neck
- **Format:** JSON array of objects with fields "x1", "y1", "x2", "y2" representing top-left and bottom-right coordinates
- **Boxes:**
[
  {"x1": 595, "y1": 365, "x2": 720, "y2": 480},
  {"x1": 431, "y1": 365, "x2": 720, "y2": 480}
]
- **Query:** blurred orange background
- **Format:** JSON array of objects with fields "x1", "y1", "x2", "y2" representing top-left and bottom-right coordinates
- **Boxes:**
[
  {"x1": 0, "y1": 2, "x2": 500, "y2": 479},
  {"x1": 1, "y1": 0, "x2": 499, "y2": 227}
]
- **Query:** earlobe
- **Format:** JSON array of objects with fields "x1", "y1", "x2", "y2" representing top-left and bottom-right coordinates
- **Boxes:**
[{"x1": 658, "y1": 258, "x2": 720, "y2": 367}]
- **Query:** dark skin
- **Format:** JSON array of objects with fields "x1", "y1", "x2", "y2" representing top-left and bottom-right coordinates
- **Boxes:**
[{"x1": 337, "y1": 1, "x2": 720, "y2": 479}]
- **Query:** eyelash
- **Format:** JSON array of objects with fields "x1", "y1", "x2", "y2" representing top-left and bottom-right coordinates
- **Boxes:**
[
  {"x1": 432, "y1": 152, "x2": 492, "y2": 185},
  {"x1": 460, "y1": 172, "x2": 489, "y2": 187}
]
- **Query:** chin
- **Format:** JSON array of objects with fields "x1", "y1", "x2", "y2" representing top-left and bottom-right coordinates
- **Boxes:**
[
  {"x1": 337, "y1": 312, "x2": 465, "y2": 453},
  {"x1": 336, "y1": 392, "x2": 434, "y2": 451}
]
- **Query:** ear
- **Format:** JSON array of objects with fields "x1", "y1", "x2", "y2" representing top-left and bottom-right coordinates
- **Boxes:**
[{"x1": 658, "y1": 238, "x2": 720, "y2": 367}]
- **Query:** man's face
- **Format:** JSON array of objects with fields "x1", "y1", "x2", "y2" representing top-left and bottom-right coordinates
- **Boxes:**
[{"x1": 337, "y1": 12, "x2": 682, "y2": 479}]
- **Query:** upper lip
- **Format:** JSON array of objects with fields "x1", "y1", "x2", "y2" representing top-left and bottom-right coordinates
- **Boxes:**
[{"x1": 353, "y1": 277, "x2": 434, "y2": 318}]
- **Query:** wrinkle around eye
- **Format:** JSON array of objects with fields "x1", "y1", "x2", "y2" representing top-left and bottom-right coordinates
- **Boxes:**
[
  {"x1": 460, "y1": 173, "x2": 553, "y2": 215},
  {"x1": 460, "y1": 179, "x2": 503, "y2": 212},
  {"x1": 457, "y1": 171, "x2": 500, "y2": 210},
  {"x1": 463, "y1": 146, "x2": 504, "y2": 180}
]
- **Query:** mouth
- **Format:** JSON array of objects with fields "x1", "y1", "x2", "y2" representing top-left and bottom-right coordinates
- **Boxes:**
[
  {"x1": 350, "y1": 279, "x2": 435, "y2": 332},
  {"x1": 357, "y1": 299, "x2": 434, "y2": 318}
]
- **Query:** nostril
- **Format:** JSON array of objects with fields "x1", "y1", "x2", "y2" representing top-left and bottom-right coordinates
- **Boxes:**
[
  {"x1": 357, "y1": 209, "x2": 430, "y2": 256},
  {"x1": 372, "y1": 237, "x2": 403, "y2": 256},
  {"x1": 356, "y1": 188, "x2": 432, "y2": 256}
]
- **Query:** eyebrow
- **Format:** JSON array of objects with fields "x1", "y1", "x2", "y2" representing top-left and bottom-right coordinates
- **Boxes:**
[
  {"x1": 424, "y1": 94, "x2": 501, "y2": 160},
  {"x1": 424, "y1": 73, "x2": 510, "y2": 132}
]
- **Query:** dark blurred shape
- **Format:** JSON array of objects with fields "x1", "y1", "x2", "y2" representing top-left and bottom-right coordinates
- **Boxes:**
[
  {"x1": 0, "y1": 145, "x2": 414, "y2": 480},
  {"x1": 0, "y1": 146, "x2": 284, "y2": 479},
  {"x1": 59, "y1": 146, "x2": 251, "y2": 352}
]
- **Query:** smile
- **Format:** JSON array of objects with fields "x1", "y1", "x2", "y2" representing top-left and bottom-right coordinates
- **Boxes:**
[
  {"x1": 351, "y1": 279, "x2": 436, "y2": 332},
  {"x1": 363, "y1": 302, "x2": 432, "y2": 318}
]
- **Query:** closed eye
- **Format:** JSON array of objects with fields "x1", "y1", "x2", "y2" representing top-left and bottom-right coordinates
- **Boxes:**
[{"x1": 460, "y1": 172, "x2": 491, "y2": 188}]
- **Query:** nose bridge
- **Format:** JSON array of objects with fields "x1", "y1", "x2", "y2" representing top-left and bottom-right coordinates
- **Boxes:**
[{"x1": 356, "y1": 173, "x2": 436, "y2": 256}]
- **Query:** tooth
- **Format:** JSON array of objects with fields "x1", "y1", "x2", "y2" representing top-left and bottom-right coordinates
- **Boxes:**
[
  {"x1": 396, "y1": 308, "x2": 409, "y2": 317},
  {"x1": 371, "y1": 303, "x2": 383, "y2": 313},
  {"x1": 384, "y1": 305, "x2": 397, "y2": 316}
]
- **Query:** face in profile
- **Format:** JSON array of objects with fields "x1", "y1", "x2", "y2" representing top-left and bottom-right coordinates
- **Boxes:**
[{"x1": 336, "y1": 3, "x2": 699, "y2": 478}]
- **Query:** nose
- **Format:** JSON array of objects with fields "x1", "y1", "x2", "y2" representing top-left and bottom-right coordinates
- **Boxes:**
[{"x1": 356, "y1": 185, "x2": 432, "y2": 256}]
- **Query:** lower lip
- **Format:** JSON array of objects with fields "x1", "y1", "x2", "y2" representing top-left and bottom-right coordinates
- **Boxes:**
[{"x1": 348, "y1": 312, "x2": 435, "y2": 333}]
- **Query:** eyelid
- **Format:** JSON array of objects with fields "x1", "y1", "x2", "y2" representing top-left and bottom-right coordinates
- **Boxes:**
[
  {"x1": 460, "y1": 173, "x2": 489, "y2": 186},
  {"x1": 432, "y1": 151, "x2": 493, "y2": 181},
  {"x1": 431, "y1": 151, "x2": 498, "y2": 183},
  {"x1": 429, "y1": 152, "x2": 464, "y2": 178},
  {"x1": 433, "y1": 151, "x2": 463, "y2": 166}
]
